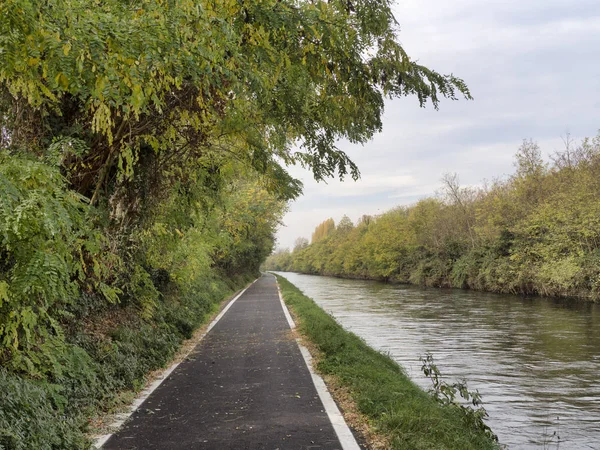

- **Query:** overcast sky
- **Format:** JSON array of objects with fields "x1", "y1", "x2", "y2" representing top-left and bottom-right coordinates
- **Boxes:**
[{"x1": 275, "y1": 0, "x2": 600, "y2": 250}]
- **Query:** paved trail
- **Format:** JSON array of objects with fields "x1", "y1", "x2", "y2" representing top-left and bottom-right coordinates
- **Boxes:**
[{"x1": 102, "y1": 274, "x2": 354, "y2": 450}]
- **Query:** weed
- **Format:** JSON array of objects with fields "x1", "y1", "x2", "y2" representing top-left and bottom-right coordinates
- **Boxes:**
[
  {"x1": 0, "y1": 370, "x2": 90, "y2": 450},
  {"x1": 420, "y1": 352, "x2": 498, "y2": 443},
  {"x1": 542, "y1": 416, "x2": 561, "y2": 450}
]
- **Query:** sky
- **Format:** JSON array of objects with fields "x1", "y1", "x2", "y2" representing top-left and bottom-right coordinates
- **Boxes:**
[{"x1": 275, "y1": 0, "x2": 600, "y2": 250}]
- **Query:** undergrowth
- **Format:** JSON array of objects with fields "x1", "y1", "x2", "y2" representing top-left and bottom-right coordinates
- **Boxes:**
[{"x1": 0, "y1": 274, "x2": 248, "y2": 449}]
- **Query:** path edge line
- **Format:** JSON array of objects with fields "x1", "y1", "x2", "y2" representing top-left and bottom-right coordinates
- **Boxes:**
[
  {"x1": 93, "y1": 277, "x2": 259, "y2": 449},
  {"x1": 274, "y1": 276, "x2": 361, "y2": 450}
]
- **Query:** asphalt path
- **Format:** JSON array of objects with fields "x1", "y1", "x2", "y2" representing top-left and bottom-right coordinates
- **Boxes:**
[{"x1": 102, "y1": 274, "x2": 345, "y2": 450}]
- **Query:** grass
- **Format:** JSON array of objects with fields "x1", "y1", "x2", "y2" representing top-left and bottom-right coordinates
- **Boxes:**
[{"x1": 275, "y1": 274, "x2": 500, "y2": 450}]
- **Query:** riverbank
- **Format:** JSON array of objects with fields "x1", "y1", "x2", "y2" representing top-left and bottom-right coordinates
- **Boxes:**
[
  {"x1": 265, "y1": 134, "x2": 600, "y2": 303},
  {"x1": 266, "y1": 248, "x2": 600, "y2": 303},
  {"x1": 276, "y1": 269, "x2": 595, "y2": 304},
  {"x1": 274, "y1": 274, "x2": 500, "y2": 450},
  {"x1": 280, "y1": 267, "x2": 597, "y2": 304}
]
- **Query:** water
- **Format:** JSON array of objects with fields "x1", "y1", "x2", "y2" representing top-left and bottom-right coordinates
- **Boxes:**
[{"x1": 276, "y1": 272, "x2": 600, "y2": 449}]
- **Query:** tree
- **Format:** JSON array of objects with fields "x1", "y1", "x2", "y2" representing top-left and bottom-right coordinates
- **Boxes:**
[
  {"x1": 357, "y1": 214, "x2": 373, "y2": 227},
  {"x1": 293, "y1": 237, "x2": 309, "y2": 253},
  {"x1": 336, "y1": 215, "x2": 354, "y2": 233},
  {"x1": 441, "y1": 173, "x2": 477, "y2": 248},
  {"x1": 512, "y1": 139, "x2": 548, "y2": 212},
  {"x1": 1, "y1": 0, "x2": 471, "y2": 226},
  {"x1": 0, "y1": 0, "x2": 473, "y2": 375},
  {"x1": 514, "y1": 139, "x2": 546, "y2": 179},
  {"x1": 311, "y1": 218, "x2": 336, "y2": 243}
]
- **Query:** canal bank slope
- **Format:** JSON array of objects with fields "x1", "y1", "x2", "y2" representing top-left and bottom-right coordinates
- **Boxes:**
[
  {"x1": 274, "y1": 274, "x2": 500, "y2": 450},
  {"x1": 265, "y1": 135, "x2": 600, "y2": 303}
]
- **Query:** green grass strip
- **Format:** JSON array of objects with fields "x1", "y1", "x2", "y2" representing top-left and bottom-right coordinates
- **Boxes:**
[{"x1": 275, "y1": 274, "x2": 500, "y2": 450}]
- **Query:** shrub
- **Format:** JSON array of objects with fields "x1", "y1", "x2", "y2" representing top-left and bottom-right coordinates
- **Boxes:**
[{"x1": 0, "y1": 370, "x2": 89, "y2": 450}]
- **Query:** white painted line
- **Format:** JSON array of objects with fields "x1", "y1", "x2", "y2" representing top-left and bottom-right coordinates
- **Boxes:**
[
  {"x1": 274, "y1": 277, "x2": 361, "y2": 450},
  {"x1": 298, "y1": 346, "x2": 361, "y2": 450},
  {"x1": 276, "y1": 283, "x2": 296, "y2": 329},
  {"x1": 93, "y1": 278, "x2": 259, "y2": 449}
]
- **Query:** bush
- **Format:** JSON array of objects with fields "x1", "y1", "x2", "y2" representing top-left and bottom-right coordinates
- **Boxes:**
[{"x1": 0, "y1": 371, "x2": 89, "y2": 450}]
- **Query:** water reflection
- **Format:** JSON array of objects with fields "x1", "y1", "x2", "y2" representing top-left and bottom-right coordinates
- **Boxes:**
[{"x1": 276, "y1": 272, "x2": 600, "y2": 449}]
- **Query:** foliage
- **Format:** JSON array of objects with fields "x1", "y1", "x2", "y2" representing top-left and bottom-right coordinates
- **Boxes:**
[
  {"x1": 420, "y1": 353, "x2": 498, "y2": 443},
  {"x1": 0, "y1": 0, "x2": 469, "y2": 214},
  {"x1": 0, "y1": 154, "x2": 118, "y2": 375},
  {"x1": 0, "y1": 370, "x2": 89, "y2": 449},
  {"x1": 275, "y1": 274, "x2": 500, "y2": 449},
  {"x1": 266, "y1": 132, "x2": 600, "y2": 301},
  {"x1": 0, "y1": 0, "x2": 469, "y2": 445},
  {"x1": 311, "y1": 218, "x2": 336, "y2": 243}
]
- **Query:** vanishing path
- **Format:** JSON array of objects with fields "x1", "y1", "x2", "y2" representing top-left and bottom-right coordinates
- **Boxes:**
[{"x1": 102, "y1": 274, "x2": 356, "y2": 450}]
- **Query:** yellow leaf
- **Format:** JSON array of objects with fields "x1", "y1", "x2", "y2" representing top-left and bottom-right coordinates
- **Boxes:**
[
  {"x1": 0, "y1": 281, "x2": 9, "y2": 308},
  {"x1": 63, "y1": 41, "x2": 72, "y2": 56},
  {"x1": 55, "y1": 73, "x2": 68, "y2": 89}
]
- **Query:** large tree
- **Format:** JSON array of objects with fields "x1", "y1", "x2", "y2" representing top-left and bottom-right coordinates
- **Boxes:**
[
  {"x1": 1, "y1": 0, "x2": 470, "y2": 221},
  {"x1": 0, "y1": 0, "x2": 472, "y2": 375}
]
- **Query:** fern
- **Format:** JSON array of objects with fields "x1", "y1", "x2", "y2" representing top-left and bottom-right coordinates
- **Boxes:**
[{"x1": 0, "y1": 154, "x2": 119, "y2": 375}]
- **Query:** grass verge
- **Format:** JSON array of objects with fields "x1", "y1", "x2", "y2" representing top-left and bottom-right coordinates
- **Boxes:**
[{"x1": 275, "y1": 274, "x2": 500, "y2": 450}]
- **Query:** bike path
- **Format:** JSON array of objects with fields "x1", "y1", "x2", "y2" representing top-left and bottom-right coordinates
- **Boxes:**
[{"x1": 102, "y1": 274, "x2": 349, "y2": 450}]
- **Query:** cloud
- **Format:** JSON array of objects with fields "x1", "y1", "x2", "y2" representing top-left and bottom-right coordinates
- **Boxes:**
[
  {"x1": 275, "y1": 0, "x2": 600, "y2": 249},
  {"x1": 306, "y1": 174, "x2": 417, "y2": 198}
]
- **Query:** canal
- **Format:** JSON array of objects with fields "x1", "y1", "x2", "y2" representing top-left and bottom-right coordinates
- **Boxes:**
[{"x1": 276, "y1": 272, "x2": 600, "y2": 449}]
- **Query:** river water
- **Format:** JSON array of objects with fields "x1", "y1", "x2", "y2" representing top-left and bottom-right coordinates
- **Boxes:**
[{"x1": 276, "y1": 272, "x2": 600, "y2": 449}]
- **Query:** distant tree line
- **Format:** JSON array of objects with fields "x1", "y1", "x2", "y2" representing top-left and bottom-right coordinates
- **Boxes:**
[{"x1": 265, "y1": 134, "x2": 600, "y2": 301}]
